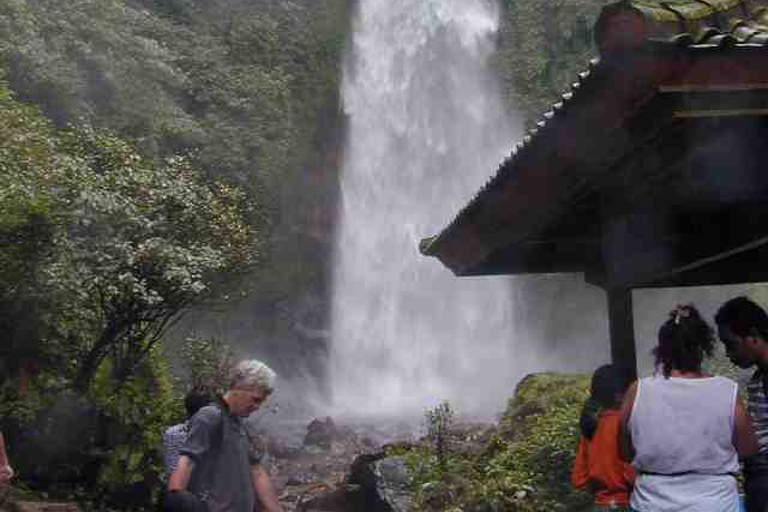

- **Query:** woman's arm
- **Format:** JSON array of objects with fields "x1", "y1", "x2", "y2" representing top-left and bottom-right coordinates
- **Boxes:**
[
  {"x1": 618, "y1": 381, "x2": 638, "y2": 462},
  {"x1": 733, "y1": 395, "x2": 758, "y2": 458}
]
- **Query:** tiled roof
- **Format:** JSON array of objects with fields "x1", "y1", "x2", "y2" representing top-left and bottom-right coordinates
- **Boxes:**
[
  {"x1": 596, "y1": 0, "x2": 768, "y2": 52},
  {"x1": 419, "y1": 56, "x2": 602, "y2": 260}
]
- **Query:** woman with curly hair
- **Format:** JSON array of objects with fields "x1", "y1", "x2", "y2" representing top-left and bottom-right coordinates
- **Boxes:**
[{"x1": 619, "y1": 305, "x2": 757, "y2": 512}]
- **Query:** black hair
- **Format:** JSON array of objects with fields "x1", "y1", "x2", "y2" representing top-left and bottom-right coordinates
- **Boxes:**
[
  {"x1": 715, "y1": 296, "x2": 768, "y2": 340},
  {"x1": 580, "y1": 364, "x2": 631, "y2": 439},
  {"x1": 654, "y1": 304, "x2": 713, "y2": 378},
  {"x1": 184, "y1": 387, "x2": 212, "y2": 418},
  {"x1": 591, "y1": 364, "x2": 630, "y2": 409}
]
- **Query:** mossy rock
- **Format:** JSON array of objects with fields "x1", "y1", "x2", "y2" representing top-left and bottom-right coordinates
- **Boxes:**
[
  {"x1": 472, "y1": 373, "x2": 593, "y2": 511},
  {"x1": 499, "y1": 372, "x2": 590, "y2": 442}
]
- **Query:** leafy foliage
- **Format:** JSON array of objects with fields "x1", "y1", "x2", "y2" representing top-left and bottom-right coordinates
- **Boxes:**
[
  {"x1": 0, "y1": 97, "x2": 262, "y2": 392},
  {"x1": 426, "y1": 401, "x2": 455, "y2": 474},
  {"x1": 496, "y1": 0, "x2": 611, "y2": 126},
  {"x1": 472, "y1": 374, "x2": 592, "y2": 512},
  {"x1": 180, "y1": 336, "x2": 235, "y2": 395},
  {"x1": 0, "y1": 79, "x2": 258, "y2": 505},
  {"x1": 90, "y1": 349, "x2": 182, "y2": 507},
  {"x1": 0, "y1": 0, "x2": 350, "y2": 379},
  {"x1": 402, "y1": 374, "x2": 593, "y2": 512}
]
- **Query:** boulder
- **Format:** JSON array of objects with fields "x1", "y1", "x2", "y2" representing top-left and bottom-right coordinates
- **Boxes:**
[
  {"x1": 371, "y1": 457, "x2": 412, "y2": 512},
  {"x1": 303, "y1": 417, "x2": 342, "y2": 449},
  {"x1": 346, "y1": 453, "x2": 413, "y2": 512}
]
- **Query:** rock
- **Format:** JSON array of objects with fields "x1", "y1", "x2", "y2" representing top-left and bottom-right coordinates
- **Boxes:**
[
  {"x1": 304, "y1": 417, "x2": 339, "y2": 449},
  {"x1": 269, "y1": 437, "x2": 304, "y2": 459},
  {"x1": 303, "y1": 417, "x2": 359, "y2": 450},
  {"x1": 346, "y1": 453, "x2": 413, "y2": 512},
  {"x1": 371, "y1": 457, "x2": 413, "y2": 512},
  {"x1": 10, "y1": 503, "x2": 80, "y2": 512},
  {"x1": 294, "y1": 482, "x2": 347, "y2": 512}
]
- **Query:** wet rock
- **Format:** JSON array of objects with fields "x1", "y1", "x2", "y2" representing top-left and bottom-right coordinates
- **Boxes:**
[
  {"x1": 346, "y1": 453, "x2": 413, "y2": 512},
  {"x1": 269, "y1": 437, "x2": 304, "y2": 459},
  {"x1": 372, "y1": 457, "x2": 412, "y2": 512},
  {"x1": 304, "y1": 417, "x2": 355, "y2": 449}
]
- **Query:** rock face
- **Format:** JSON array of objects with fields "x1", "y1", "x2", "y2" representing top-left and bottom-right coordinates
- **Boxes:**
[{"x1": 370, "y1": 457, "x2": 412, "y2": 512}]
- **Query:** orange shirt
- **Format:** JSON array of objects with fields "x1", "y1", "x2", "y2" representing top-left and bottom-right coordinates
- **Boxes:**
[{"x1": 571, "y1": 409, "x2": 635, "y2": 506}]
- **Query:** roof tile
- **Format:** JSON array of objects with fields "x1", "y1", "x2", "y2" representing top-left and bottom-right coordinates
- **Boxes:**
[{"x1": 596, "y1": 0, "x2": 768, "y2": 53}]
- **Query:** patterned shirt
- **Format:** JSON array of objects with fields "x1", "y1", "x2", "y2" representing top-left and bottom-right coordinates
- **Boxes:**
[
  {"x1": 746, "y1": 370, "x2": 768, "y2": 454},
  {"x1": 162, "y1": 422, "x2": 190, "y2": 480}
]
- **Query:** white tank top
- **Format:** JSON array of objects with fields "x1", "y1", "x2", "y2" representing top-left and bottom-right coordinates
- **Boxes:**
[{"x1": 629, "y1": 375, "x2": 740, "y2": 512}]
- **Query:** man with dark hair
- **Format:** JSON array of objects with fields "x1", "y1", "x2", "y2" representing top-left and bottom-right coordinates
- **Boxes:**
[
  {"x1": 162, "y1": 387, "x2": 212, "y2": 480},
  {"x1": 716, "y1": 296, "x2": 768, "y2": 512}
]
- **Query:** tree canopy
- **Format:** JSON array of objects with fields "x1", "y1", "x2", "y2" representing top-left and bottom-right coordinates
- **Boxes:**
[{"x1": 0, "y1": 80, "x2": 260, "y2": 392}]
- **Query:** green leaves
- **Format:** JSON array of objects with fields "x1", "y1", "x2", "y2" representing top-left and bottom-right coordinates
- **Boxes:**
[
  {"x1": 397, "y1": 375, "x2": 593, "y2": 512},
  {"x1": 0, "y1": 79, "x2": 259, "y2": 391},
  {"x1": 180, "y1": 336, "x2": 235, "y2": 394}
]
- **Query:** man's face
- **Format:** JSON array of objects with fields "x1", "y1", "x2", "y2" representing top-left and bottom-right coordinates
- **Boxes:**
[
  {"x1": 718, "y1": 324, "x2": 757, "y2": 369},
  {"x1": 228, "y1": 386, "x2": 269, "y2": 417}
]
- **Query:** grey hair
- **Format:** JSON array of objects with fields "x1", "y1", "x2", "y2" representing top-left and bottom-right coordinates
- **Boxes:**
[{"x1": 229, "y1": 359, "x2": 277, "y2": 393}]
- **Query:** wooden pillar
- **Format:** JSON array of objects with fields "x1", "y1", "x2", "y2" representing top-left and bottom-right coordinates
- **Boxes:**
[{"x1": 607, "y1": 288, "x2": 637, "y2": 380}]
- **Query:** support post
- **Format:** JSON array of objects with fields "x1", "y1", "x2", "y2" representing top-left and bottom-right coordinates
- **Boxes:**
[{"x1": 607, "y1": 288, "x2": 638, "y2": 380}]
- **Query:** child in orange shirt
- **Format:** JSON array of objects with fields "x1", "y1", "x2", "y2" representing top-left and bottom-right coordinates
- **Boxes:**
[{"x1": 571, "y1": 364, "x2": 635, "y2": 511}]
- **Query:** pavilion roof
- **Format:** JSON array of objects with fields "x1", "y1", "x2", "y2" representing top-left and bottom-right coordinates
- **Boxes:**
[{"x1": 419, "y1": 0, "x2": 768, "y2": 286}]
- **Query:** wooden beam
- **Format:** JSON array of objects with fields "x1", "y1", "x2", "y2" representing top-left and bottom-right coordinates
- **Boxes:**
[
  {"x1": 457, "y1": 239, "x2": 600, "y2": 277},
  {"x1": 657, "y1": 87, "x2": 768, "y2": 118},
  {"x1": 637, "y1": 234, "x2": 768, "y2": 288},
  {"x1": 607, "y1": 288, "x2": 637, "y2": 380}
]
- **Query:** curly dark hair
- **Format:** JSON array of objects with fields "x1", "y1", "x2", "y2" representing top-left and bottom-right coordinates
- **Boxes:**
[{"x1": 654, "y1": 304, "x2": 714, "y2": 378}]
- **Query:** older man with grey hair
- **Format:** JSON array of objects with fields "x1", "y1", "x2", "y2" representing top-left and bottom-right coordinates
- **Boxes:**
[{"x1": 167, "y1": 359, "x2": 283, "y2": 512}]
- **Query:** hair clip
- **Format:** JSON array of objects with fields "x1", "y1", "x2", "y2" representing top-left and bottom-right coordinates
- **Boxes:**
[{"x1": 674, "y1": 305, "x2": 691, "y2": 325}]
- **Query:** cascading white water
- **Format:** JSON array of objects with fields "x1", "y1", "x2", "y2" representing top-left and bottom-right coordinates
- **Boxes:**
[{"x1": 330, "y1": 0, "x2": 530, "y2": 419}]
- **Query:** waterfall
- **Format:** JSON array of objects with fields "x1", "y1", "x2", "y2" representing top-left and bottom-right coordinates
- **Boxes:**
[{"x1": 329, "y1": 0, "x2": 527, "y2": 419}]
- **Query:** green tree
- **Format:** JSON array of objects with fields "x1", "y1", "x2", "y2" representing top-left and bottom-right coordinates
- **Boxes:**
[
  {"x1": 180, "y1": 336, "x2": 235, "y2": 394},
  {"x1": 0, "y1": 81, "x2": 61, "y2": 384},
  {"x1": 0, "y1": 82, "x2": 262, "y2": 392},
  {"x1": 48, "y1": 127, "x2": 261, "y2": 391}
]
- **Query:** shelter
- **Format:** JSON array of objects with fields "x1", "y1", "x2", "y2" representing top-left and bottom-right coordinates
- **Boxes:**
[{"x1": 419, "y1": 0, "x2": 768, "y2": 377}]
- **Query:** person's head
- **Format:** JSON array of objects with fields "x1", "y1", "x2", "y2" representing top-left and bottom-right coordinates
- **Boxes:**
[
  {"x1": 184, "y1": 387, "x2": 212, "y2": 419},
  {"x1": 654, "y1": 304, "x2": 714, "y2": 377},
  {"x1": 715, "y1": 296, "x2": 768, "y2": 369},
  {"x1": 590, "y1": 364, "x2": 630, "y2": 409},
  {"x1": 224, "y1": 359, "x2": 277, "y2": 417}
]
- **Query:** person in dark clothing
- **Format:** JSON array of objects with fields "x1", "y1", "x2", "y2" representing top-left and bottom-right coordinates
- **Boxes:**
[
  {"x1": 162, "y1": 387, "x2": 212, "y2": 480},
  {"x1": 716, "y1": 297, "x2": 768, "y2": 512}
]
